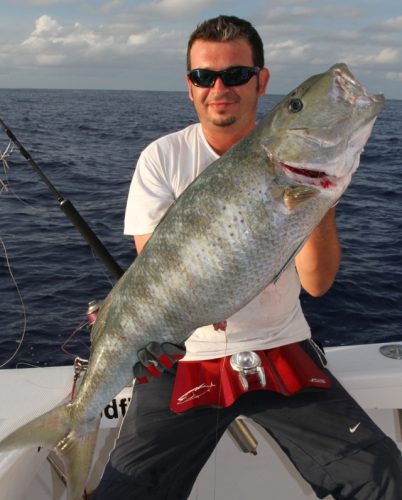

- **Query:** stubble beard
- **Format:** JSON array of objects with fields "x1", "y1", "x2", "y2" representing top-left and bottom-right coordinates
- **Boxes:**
[{"x1": 211, "y1": 116, "x2": 237, "y2": 127}]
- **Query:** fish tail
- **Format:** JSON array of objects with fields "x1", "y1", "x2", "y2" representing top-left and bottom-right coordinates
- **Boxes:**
[{"x1": 0, "y1": 403, "x2": 100, "y2": 500}]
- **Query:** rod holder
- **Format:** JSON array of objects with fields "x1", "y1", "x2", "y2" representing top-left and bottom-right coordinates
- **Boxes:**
[{"x1": 227, "y1": 418, "x2": 258, "y2": 455}]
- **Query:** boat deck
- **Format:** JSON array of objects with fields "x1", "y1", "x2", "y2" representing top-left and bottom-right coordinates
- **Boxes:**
[{"x1": 0, "y1": 341, "x2": 401, "y2": 500}]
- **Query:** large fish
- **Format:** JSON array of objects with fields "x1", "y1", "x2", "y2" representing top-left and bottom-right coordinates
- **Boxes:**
[{"x1": 0, "y1": 63, "x2": 384, "y2": 499}]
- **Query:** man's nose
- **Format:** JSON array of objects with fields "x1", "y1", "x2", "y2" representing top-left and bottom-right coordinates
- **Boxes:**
[{"x1": 211, "y1": 76, "x2": 228, "y2": 90}]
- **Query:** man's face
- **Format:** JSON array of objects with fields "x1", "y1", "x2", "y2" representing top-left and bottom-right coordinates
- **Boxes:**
[{"x1": 187, "y1": 38, "x2": 269, "y2": 137}]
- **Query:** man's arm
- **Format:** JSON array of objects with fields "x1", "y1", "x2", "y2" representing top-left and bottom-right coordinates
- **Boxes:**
[{"x1": 295, "y1": 207, "x2": 341, "y2": 297}]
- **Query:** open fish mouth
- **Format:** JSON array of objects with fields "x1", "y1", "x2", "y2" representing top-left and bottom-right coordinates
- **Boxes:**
[
  {"x1": 281, "y1": 163, "x2": 327, "y2": 179},
  {"x1": 280, "y1": 162, "x2": 335, "y2": 189}
]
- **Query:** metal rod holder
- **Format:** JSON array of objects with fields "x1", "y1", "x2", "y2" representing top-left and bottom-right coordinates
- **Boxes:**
[{"x1": 227, "y1": 418, "x2": 258, "y2": 455}]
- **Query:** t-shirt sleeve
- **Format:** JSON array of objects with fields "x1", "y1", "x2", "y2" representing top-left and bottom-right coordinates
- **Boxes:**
[{"x1": 124, "y1": 143, "x2": 175, "y2": 235}]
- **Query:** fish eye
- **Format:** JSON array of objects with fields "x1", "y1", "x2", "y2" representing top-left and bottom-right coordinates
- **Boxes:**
[{"x1": 289, "y1": 98, "x2": 303, "y2": 113}]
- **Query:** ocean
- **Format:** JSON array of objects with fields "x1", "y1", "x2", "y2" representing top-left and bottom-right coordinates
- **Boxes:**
[{"x1": 0, "y1": 89, "x2": 401, "y2": 369}]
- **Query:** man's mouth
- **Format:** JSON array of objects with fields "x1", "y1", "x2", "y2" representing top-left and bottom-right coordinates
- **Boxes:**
[{"x1": 209, "y1": 101, "x2": 237, "y2": 108}]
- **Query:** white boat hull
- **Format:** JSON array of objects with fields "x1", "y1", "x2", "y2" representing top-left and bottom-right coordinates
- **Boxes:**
[{"x1": 1, "y1": 342, "x2": 401, "y2": 500}]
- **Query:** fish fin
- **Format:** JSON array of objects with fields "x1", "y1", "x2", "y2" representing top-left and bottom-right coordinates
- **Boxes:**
[
  {"x1": 283, "y1": 186, "x2": 319, "y2": 210},
  {"x1": 0, "y1": 404, "x2": 72, "y2": 451},
  {"x1": 57, "y1": 421, "x2": 100, "y2": 500},
  {"x1": 0, "y1": 403, "x2": 100, "y2": 500}
]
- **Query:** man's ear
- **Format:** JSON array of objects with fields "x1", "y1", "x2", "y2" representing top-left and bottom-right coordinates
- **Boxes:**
[
  {"x1": 258, "y1": 67, "x2": 270, "y2": 96},
  {"x1": 186, "y1": 76, "x2": 195, "y2": 102}
]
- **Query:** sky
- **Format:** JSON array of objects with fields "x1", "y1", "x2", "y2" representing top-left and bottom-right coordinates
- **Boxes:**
[{"x1": 0, "y1": 0, "x2": 401, "y2": 99}]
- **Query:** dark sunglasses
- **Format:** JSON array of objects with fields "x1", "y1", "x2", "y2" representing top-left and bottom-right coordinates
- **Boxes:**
[{"x1": 187, "y1": 66, "x2": 261, "y2": 88}]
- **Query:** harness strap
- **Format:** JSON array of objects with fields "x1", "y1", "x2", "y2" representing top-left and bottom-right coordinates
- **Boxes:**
[{"x1": 170, "y1": 342, "x2": 331, "y2": 413}]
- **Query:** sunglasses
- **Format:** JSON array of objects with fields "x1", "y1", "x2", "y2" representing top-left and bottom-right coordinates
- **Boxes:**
[{"x1": 187, "y1": 66, "x2": 261, "y2": 88}]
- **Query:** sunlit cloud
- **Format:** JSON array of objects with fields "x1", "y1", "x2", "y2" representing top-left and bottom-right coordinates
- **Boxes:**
[
  {"x1": 265, "y1": 40, "x2": 311, "y2": 62},
  {"x1": 346, "y1": 47, "x2": 400, "y2": 67},
  {"x1": 136, "y1": 0, "x2": 217, "y2": 17},
  {"x1": 377, "y1": 15, "x2": 402, "y2": 31}
]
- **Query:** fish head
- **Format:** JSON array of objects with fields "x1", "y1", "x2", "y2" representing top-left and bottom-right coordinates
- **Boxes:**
[{"x1": 262, "y1": 63, "x2": 384, "y2": 204}]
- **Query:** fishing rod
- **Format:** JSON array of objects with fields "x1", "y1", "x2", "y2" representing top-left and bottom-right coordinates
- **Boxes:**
[{"x1": 0, "y1": 117, "x2": 124, "y2": 280}]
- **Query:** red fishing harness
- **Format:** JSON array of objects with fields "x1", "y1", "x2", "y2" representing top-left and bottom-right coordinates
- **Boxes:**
[{"x1": 170, "y1": 342, "x2": 331, "y2": 413}]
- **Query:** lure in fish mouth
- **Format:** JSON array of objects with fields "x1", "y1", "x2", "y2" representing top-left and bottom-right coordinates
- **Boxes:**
[{"x1": 0, "y1": 63, "x2": 384, "y2": 500}]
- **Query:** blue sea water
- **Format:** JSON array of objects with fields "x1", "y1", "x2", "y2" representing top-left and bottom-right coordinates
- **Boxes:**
[{"x1": 0, "y1": 89, "x2": 401, "y2": 369}]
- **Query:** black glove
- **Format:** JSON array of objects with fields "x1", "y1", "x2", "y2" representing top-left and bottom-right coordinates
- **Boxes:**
[{"x1": 133, "y1": 341, "x2": 185, "y2": 383}]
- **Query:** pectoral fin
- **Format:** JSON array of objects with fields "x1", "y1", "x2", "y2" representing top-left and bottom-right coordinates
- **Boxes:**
[
  {"x1": 272, "y1": 184, "x2": 319, "y2": 210},
  {"x1": 283, "y1": 186, "x2": 319, "y2": 210}
]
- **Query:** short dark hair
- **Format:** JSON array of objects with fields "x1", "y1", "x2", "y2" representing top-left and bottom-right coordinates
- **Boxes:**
[{"x1": 187, "y1": 15, "x2": 264, "y2": 70}]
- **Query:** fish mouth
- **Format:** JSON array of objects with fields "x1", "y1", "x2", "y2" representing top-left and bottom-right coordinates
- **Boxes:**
[
  {"x1": 280, "y1": 162, "x2": 335, "y2": 189},
  {"x1": 281, "y1": 163, "x2": 327, "y2": 179}
]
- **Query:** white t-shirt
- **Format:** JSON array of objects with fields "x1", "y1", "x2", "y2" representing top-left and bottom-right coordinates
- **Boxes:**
[{"x1": 125, "y1": 123, "x2": 311, "y2": 360}]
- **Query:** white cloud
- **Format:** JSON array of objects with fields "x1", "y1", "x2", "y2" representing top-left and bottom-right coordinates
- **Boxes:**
[
  {"x1": 36, "y1": 53, "x2": 65, "y2": 65},
  {"x1": 136, "y1": 0, "x2": 217, "y2": 17},
  {"x1": 18, "y1": 15, "x2": 115, "y2": 67},
  {"x1": 22, "y1": 16, "x2": 98, "y2": 52},
  {"x1": 375, "y1": 48, "x2": 399, "y2": 64},
  {"x1": 256, "y1": 3, "x2": 361, "y2": 27},
  {"x1": 127, "y1": 29, "x2": 159, "y2": 47},
  {"x1": 100, "y1": 0, "x2": 123, "y2": 14},
  {"x1": 16, "y1": 14, "x2": 183, "y2": 70},
  {"x1": 28, "y1": 14, "x2": 62, "y2": 37},
  {"x1": 259, "y1": 5, "x2": 317, "y2": 25},
  {"x1": 346, "y1": 47, "x2": 400, "y2": 67},
  {"x1": 377, "y1": 16, "x2": 402, "y2": 31},
  {"x1": 12, "y1": 0, "x2": 77, "y2": 4},
  {"x1": 21, "y1": 15, "x2": 61, "y2": 52},
  {"x1": 385, "y1": 71, "x2": 402, "y2": 82},
  {"x1": 265, "y1": 40, "x2": 311, "y2": 62}
]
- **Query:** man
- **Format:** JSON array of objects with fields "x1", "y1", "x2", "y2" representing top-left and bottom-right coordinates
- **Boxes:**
[{"x1": 93, "y1": 15, "x2": 402, "y2": 499}]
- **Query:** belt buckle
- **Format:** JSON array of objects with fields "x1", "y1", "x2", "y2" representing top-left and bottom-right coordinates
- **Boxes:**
[{"x1": 230, "y1": 351, "x2": 266, "y2": 391}]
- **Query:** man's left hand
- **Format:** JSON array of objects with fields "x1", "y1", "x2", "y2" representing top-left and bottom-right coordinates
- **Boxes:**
[{"x1": 133, "y1": 342, "x2": 185, "y2": 383}]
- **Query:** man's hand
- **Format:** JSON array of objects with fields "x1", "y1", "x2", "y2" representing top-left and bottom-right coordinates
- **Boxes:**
[{"x1": 133, "y1": 342, "x2": 185, "y2": 383}]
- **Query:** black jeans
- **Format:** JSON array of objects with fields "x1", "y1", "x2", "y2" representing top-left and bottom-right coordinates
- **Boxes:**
[{"x1": 93, "y1": 340, "x2": 402, "y2": 499}]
